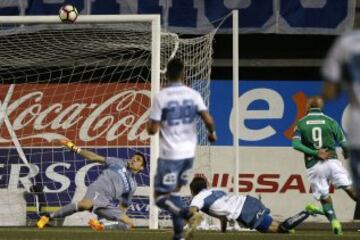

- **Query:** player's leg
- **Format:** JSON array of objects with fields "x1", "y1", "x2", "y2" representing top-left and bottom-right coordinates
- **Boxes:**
[
  {"x1": 236, "y1": 195, "x2": 271, "y2": 232},
  {"x1": 330, "y1": 159, "x2": 356, "y2": 200},
  {"x1": 37, "y1": 182, "x2": 105, "y2": 229},
  {"x1": 53, "y1": 199, "x2": 93, "y2": 218},
  {"x1": 154, "y1": 158, "x2": 194, "y2": 240},
  {"x1": 306, "y1": 162, "x2": 342, "y2": 234},
  {"x1": 90, "y1": 207, "x2": 134, "y2": 231},
  {"x1": 264, "y1": 211, "x2": 309, "y2": 234},
  {"x1": 237, "y1": 196, "x2": 311, "y2": 233},
  {"x1": 154, "y1": 158, "x2": 194, "y2": 216},
  {"x1": 36, "y1": 198, "x2": 93, "y2": 229},
  {"x1": 343, "y1": 187, "x2": 357, "y2": 201},
  {"x1": 320, "y1": 196, "x2": 342, "y2": 234},
  {"x1": 276, "y1": 210, "x2": 311, "y2": 233},
  {"x1": 328, "y1": 159, "x2": 356, "y2": 234},
  {"x1": 53, "y1": 184, "x2": 102, "y2": 218}
]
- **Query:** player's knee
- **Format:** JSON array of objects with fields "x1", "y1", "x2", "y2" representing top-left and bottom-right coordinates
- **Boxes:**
[
  {"x1": 319, "y1": 194, "x2": 331, "y2": 205},
  {"x1": 313, "y1": 189, "x2": 329, "y2": 201},
  {"x1": 78, "y1": 199, "x2": 93, "y2": 211},
  {"x1": 155, "y1": 194, "x2": 167, "y2": 208},
  {"x1": 256, "y1": 214, "x2": 274, "y2": 233}
]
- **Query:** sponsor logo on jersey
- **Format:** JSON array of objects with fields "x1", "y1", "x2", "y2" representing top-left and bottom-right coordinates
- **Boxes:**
[{"x1": 306, "y1": 120, "x2": 326, "y2": 125}]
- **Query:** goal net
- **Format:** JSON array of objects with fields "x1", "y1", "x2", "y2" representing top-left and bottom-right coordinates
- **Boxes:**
[{"x1": 0, "y1": 16, "x2": 214, "y2": 228}]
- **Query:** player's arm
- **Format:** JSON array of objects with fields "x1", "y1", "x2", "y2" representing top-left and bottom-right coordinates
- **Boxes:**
[
  {"x1": 147, "y1": 120, "x2": 160, "y2": 135},
  {"x1": 199, "y1": 111, "x2": 217, "y2": 142},
  {"x1": 121, "y1": 190, "x2": 134, "y2": 210},
  {"x1": 188, "y1": 206, "x2": 200, "y2": 218},
  {"x1": 118, "y1": 213, "x2": 135, "y2": 229},
  {"x1": 117, "y1": 205, "x2": 135, "y2": 228},
  {"x1": 118, "y1": 193, "x2": 135, "y2": 228},
  {"x1": 147, "y1": 96, "x2": 162, "y2": 135},
  {"x1": 59, "y1": 139, "x2": 105, "y2": 163},
  {"x1": 220, "y1": 217, "x2": 228, "y2": 233},
  {"x1": 196, "y1": 92, "x2": 217, "y2": 142}
]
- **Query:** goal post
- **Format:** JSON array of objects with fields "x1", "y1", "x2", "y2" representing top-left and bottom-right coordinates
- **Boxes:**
[
  {"x1": 0, "y1": 14, "x2": 161, "y2": 227},
  {"x1": 0, "y1": 14, "x2": 214, "y2": 228}
]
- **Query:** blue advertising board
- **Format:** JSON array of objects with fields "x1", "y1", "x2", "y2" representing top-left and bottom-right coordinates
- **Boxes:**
[
  {"x1": 210, "y1": 80, "x2": 349, "y2": 146},
  {"x1": 0, "y1": 0, "x2": 355, "y2": 34}
]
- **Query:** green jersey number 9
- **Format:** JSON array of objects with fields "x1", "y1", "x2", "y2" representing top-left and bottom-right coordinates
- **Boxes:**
[{"x1": 312, "y1": 127, "x2": 323, "y2": 149}]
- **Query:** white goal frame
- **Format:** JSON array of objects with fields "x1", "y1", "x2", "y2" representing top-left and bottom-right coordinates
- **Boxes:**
[{"x1": 0, "y1": 14, "x2": 161, "y2": 229}]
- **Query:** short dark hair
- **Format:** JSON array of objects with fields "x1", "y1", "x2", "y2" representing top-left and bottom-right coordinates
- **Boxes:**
[
  {"x1": 166, "y1": 58, "x2": 184, "y2": 81},
  {"x1": 133, "y1": 152, "x2": 147, "y2": 169},
  {"x1": 190, "y1": 176, "x2": 208, "y2": 195}
]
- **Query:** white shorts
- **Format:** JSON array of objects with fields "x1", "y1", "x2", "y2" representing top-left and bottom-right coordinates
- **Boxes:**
[{"x1": 306, "y1": 159, "x2": 352, "y2": 200}]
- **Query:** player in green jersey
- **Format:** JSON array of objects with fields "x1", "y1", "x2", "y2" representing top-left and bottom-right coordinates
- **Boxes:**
[{"x1": 292, "y1": 96, "x2": 357, "y2": 235}]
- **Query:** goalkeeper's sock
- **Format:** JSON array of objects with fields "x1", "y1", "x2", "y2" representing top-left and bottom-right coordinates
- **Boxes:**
[
  {"x1": 103, "y1": 221, "x2": 130, "y2": 230},
  {"x1": 322, "y1": 203, "x2": 337, "y2": 222},
  {"x1": 155, "y1": 194, "x2": 184, "y2": 217},
  {"x1": 279, "y1": 211, "x2": 309, "y2": 232},
  {"x1": 50, "y1": 203, "x2": 78, "y2": 219}
]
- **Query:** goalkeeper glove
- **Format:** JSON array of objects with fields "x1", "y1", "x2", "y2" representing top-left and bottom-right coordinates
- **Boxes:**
[{"x1": 60, "y1": 140, "x2": 81, "y2": 154}]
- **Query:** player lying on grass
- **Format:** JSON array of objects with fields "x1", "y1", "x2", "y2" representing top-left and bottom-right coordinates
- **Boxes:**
[
  {"x1": 36, "y1": 139, "x2": 146, "y2": 231},
  {"x1": 187, "y1": 176, "x2": 323, "y2": 235}
]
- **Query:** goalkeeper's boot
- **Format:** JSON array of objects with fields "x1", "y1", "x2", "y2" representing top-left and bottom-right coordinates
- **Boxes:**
[
  {"x1": 305, "y1": 203, "x2": 324, "y2": 216},
  {"x1": 88, "y1": 218, "x2": 104, "y2": 232},
  {"x1": 36, "y1": 216, "x2": 50, "y2": 229},
  {"x1": 331, "y1": 219, "x2": 343, "y2": 235},
  {"x1": 184, "y1": 212, "x2": 202, "y2": 240}
]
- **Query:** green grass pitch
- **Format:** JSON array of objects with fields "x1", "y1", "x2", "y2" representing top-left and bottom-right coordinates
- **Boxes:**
[{"x1": 0, "y1": 228, "x2": 359, "y2": 240}]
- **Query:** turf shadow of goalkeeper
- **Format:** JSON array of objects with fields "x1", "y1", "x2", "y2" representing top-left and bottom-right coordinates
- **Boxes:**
[{"x1": 36, "y1": 139, "x2": 146, "y2": 231}]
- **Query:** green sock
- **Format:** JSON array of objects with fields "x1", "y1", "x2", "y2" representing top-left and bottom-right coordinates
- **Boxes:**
[{"x1": 322, "y1": 203, "x2": 337, "y2": 221}]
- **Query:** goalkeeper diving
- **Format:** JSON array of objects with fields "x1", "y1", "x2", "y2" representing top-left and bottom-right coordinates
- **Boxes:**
[{"x1": 36, "y1": 139, "x2": 146, "y2": 231}]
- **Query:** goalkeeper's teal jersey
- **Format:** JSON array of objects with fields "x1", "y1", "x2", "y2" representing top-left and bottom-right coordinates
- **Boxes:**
[{"x1": 293, "y1": 108, "x2": 347, "y2": 168}]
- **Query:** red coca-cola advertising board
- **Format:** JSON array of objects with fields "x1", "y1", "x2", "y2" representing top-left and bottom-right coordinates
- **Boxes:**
[{"x1": 0, "y1": 83, "x2": 151, "y2": 147}]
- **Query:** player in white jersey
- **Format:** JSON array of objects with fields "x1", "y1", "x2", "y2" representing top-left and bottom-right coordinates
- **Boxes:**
[
  {"x1": 188, "y1": 177, "x2": 323, "y2": 236},
  {"x1": 322, "y1": 31, "x2": 360, "y2": 220},
  {"x1": 147, "y1": 58, "x2": 217, "y2": 240}
]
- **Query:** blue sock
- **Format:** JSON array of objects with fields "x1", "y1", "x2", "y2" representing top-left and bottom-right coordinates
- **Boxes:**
[
  {"x1": 171, "y1": 213, "x2": 184, "y2": 240},
  {"x1": 280, "y1": 211, "x2": 309, "y2": 232},
  {"x1": 156, "y1": 194, "x2": 185, "y2": 240},
  {"x1": 170, "y1": 195, "x2": 185, "y2": 240}
]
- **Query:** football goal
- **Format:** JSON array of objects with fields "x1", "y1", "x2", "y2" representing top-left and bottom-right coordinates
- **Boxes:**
[{"x1": 0, "y1": 14, "x2": 214, "y2": 229}]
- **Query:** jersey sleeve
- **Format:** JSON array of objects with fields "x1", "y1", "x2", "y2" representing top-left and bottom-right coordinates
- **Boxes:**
[
  {"x1": 322, "y1": 36, "x2": 346, "y2": 83},
  {"x1": 190, "y1": 194, "x2": 205, "y2": 210},
  {"x1": 149, "y1": 95, "x2": 162, "y2": 122},
  {"x1": 292, "y1": 125, "x2": 301, "y2": 140},
  {"x1": 196, "y1": 92, "x2": 207, "y2": 113}
]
